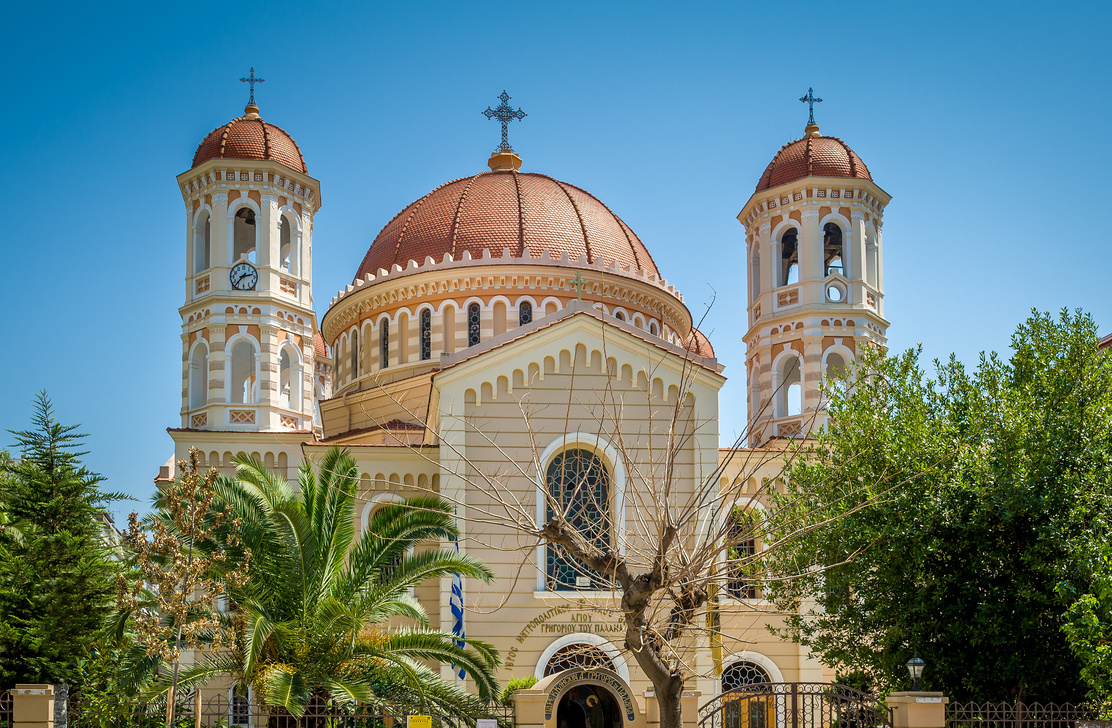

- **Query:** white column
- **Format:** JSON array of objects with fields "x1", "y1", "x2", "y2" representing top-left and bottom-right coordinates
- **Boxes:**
[
  {"x1": 800, "y1": 210, "x2": 821, "y2": 304},
  {"x1": 260, "y1": 194, "x2": 279, "y2": 292},
  {"x1": 850, "y1": 210, "x2": 868, "y2": 305},
  {"x1": 300, "y1": 209, "x2": 313, "y2": 308},
  {"x1": 184, "y1": 205, "x2": 194, "y2": 300},
  {"x1": 759, "y1": 221, "x2": 774, "y2": 294},
  {"x1": 211, "y1": 193, "x2": 230, "y2": 289}
]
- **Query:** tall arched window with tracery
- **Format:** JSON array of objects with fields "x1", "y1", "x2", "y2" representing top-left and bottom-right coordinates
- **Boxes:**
[
  {"x1": 519, "y1": 301, "x2": 533, "y2": 326},
  {"x1": 350, "y1": 330, "x2": 359, "y2": 382},
  {"x1": 722, "y1": 660, "x2": 771, "y2": 691},
  {"x1": 380, "y1": 320, "x2": 390, "y2": 369},
  {"x1": 419, "y1": 308, "x2": 432, "y2": 360},
  {"x1": 543, "y1": 643, "x2": 616, "y2": 676},
  {"x1": 726, "y1": 507, "x2": 758, "y2": 599},
  {"x1": 546, "y1": 449, "x2": 611, "y2": 590},
  {"x1": 468, "y1": 303, "x2": 481, "y2": 347}
]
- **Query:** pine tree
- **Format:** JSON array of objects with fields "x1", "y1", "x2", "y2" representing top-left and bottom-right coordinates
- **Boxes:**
[{"x1": 0, "y1": 392, "x2": 126, "y2": 685}]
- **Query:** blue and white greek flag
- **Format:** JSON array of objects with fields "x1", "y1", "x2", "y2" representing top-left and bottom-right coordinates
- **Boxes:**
[{"x1": 450, "y1": 537, "x2": 466, "y2": 680}]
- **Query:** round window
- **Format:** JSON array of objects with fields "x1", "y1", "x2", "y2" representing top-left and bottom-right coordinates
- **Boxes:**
[{"x1": 826, "y1": 283, "x2": 845, "y2": 303}]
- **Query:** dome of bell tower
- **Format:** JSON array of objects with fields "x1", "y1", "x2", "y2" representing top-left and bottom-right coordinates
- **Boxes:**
[
  {"x1": 191, "y1": 103, "x2": 307, "y2": 174},
  {"x1": 755, "y1": 123, "x2": 871, "y2": 193}
]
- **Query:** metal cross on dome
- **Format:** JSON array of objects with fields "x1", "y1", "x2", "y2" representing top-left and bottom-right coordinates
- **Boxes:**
[
  {"x1": 240, "y1": 67, "x2": 265, "y2": 106},
  {"x1": 569, "y1": 271, "x2": 588, "y2": 301},
  {"x1": 483, "y1": 91, "x2": 527, "y2": 152},
  {"x1": 800, "y1": 87, "x2": 822, "y2": 125}
]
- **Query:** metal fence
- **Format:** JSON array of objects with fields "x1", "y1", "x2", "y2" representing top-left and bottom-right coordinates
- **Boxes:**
[
  {"x1": 946, "y1": 702, "x2": 1107, "y2": 728},
  {"x1": 698, "y1": 683, "x2": 892, "y2": 728},
  {"x1": 0, "y1": 689, "x2": 12, "y2": 728},
  {"x1": 69, "y1": 692, "x2": 513, "y2": 728}
]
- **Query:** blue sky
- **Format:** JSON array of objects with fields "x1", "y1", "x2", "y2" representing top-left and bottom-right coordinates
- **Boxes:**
[{"x1": 2, "y1": 1, "x2": 1109, "y2": 521}]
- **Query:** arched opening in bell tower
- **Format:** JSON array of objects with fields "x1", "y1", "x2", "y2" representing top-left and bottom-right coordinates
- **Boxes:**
[
  {"x1": 279, "y1": 346, "x2": 302, "y2": 410},
  {"x1": 779, "y1": 228, "x2": 799, "y2": 286},
  {"x1": 775, "y1": 354, "x2": 802, "y2": 418},
  {"x1": 193, "y1": 211, "x2": 211, "y2": 273},
  {"x1": 823, "y1": 223, "x2": 845, "y2": 277},
  {"x1": 279, "y1": 216, "x2": 292, "y2": 272},
  {"x1": 233, "y1": 208, "x2": 257, "y2": 263},
  {"x1": 228, "y1": 339, "x2": 259, "y2": 404},
  {"x1": 189, "y1": 342, "x2": 208, "y2": 409}
]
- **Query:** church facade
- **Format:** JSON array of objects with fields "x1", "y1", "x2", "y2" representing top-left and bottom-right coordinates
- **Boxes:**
[{"x1": 167, "y1": 88, "x2": 891, "y2": 716}]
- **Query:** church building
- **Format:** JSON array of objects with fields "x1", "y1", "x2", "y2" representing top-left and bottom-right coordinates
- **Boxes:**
[{"x1": 167, "y1": 81, "x2": 891, "y2": 720}]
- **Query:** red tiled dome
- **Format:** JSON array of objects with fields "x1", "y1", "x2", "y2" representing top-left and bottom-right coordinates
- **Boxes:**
[
  {"x1": 354, "y1": 171, "x2": 659, "y2": 282},
  {"x1": 192, "y1": 105, "x2": 307, "y2": 174},
  {"x1": 683, "y1": 328, "x2": 714, "y2": 359},
  {"x1": 756, "y1": 130, "x2": 870, "y2": 192}
]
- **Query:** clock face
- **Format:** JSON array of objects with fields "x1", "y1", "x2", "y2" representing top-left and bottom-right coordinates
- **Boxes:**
[{"x1": 229, "y1": 262, "x2": 258, "y2": 291}]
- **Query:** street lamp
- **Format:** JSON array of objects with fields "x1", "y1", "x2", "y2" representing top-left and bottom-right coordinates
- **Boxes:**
[{"x1": 906, "y1": 653, "x2": 926, "y2": 691}]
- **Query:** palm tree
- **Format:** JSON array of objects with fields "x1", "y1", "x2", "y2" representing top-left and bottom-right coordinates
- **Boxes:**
[{"x1": 172, "y1": 447, "x2": 500, "y2": 717}]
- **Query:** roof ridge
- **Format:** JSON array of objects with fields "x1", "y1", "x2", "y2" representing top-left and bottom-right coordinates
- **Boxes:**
[
  {"x1": 560, "y1": 178, "x2": 652, "y2": 274},
  {"x1": 448, "y1": 173, "x2": 483, "y2": 258},
  {"x1": 264, "y1": 119, "x2": 309, "y2": 174},
  {"x1": 543, "y1": 175, "x2": 593, "y2": 265},
  {"x1": 259, "y1": 118, "x2": 271, "y2": 164},
  {"x1": 511, "y1": 171, "x2": 526, "y2": 256}
]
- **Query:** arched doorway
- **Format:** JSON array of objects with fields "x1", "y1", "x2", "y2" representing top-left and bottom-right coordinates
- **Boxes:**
[{"x1": 556, "y1": 684, "x2": 623, "y2": 728}]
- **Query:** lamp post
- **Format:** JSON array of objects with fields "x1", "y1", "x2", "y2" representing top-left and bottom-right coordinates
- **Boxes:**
[{"x1": 906, "y1": 653, "x2": 926, "y2": 691}]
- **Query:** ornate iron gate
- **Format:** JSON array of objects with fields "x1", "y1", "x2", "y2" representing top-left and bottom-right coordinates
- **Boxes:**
[{"x1": 699, "y1": 683, "x2": 892, "y2": 728}]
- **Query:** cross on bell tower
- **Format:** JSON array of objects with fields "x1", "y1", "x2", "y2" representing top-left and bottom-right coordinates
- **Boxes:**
[
  {"x1": 799, "y1": 87, "x2": 822, "y2": 126},
  {"x1": 240, "y1": 67, "x2": 265, "y2": 107},
  {"x1": 483, "y1": 91, "x2": 527, "y2": 153}
]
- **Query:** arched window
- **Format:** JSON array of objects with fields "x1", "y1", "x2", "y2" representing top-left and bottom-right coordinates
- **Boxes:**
[
  {"x1": 750, "y1": 250, "x2": 761, "y2": 301},
  {"x1": 615, "y1": 311, "x2": 625, "y2": 322},
  {"x1": 779, "y1": 228, "x2": 799, "y2": 286},
  {"x1": 825, "y1": 352, "x2": 848, "y2": 381},
  {"x1": 350, "y1": 330, "x2": 360, "y2": 382},
  {"x1": 823, "y1": 223, "x2": 845, "y2": 277},
  {"x1": 776, "y1": 355, "x2": 802, "y2": 418},
  {"x1": 229, "y1": 686, "x2": 252, "y2": 727},
  {"x1": 467, "y1": 303, "x2": 481, "y2": 347},
  {"x1": 650, "y1": 322, "x2": 659, "y2": 336},
  {"x1": 279, "y1": 347, "x2": 301, "y2": 410},
  {"x1": 420, "y1": 308, "x2": 432, "y2": 361},
  {"x1": 380, "y1": 320, "x2": 390, "y2": 369},
  {"x1": 189, "y1": 343, "x2": 208, "y2": 409},
  {"x1": 229, "y1": 339, "x2": 258, "y2": 404},
  {"x1": 722, "y1": 660, "x2": 771, "y2": 692},
  {"x1": 866, "y1": 229, "x2": 878, "y2": 288},
  {"x1": 233, "y1": 208, "x2": 257, "y2": 263},
  {"x1": 279, "y1": 216, "x2": 292, "y2": 272},
  {"x1": 546, "y1": 449, "x2": 611, "y2": 591},
  {"x1": 519, "y1": 301, "x2": 533, "y2": 326},
  {"x1": 726, "y1": 508, "x2": 758, "y2": 600},
  {"x1": 194, "y1": 211, "x2": 211, "y2": 274},
  {"x1": 543, "y1": 643, "x2": 616, "y2": 676}
]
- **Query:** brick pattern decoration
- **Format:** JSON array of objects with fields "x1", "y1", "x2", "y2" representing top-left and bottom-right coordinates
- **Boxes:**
[
  {"x1": 229, "y1": 410, "x2": 256, "y2": 425},
  {"x1": 195, "y1": 276, "x2": 210, "y2": 294},
  {"x1": 191, "y1": 413, "x2": 207, "y2": 428}
]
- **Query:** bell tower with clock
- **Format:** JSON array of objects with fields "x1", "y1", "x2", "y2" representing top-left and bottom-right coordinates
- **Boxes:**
[{"x1": 174, "y1": 74, "x2": 328, "y2": 440}]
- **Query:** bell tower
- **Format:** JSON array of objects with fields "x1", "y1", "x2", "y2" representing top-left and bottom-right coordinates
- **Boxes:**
[
  {"x1": 175, "y1": 85, "x2": 325, "y2": 434},
  {"x1": 738, "y1": 98, "x2": 891, "y2": 445}
]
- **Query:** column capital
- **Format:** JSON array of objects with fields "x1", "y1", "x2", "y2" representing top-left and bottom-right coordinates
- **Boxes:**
[
  {"x1": 850, "y1": 209, "x2": 866, "y2": 222},
  {"x1": 212, "y1": 192, "x2": 228, "y2": 206},
  {"x1": 261, "y1": 193, "x2": 280, "y2": 208},
  {"x1": 759, "y1": 220, "x2": 772, "y2": 236},
  {"x1": 801, "y1": 209, "x2": 821, "y2": 222}
]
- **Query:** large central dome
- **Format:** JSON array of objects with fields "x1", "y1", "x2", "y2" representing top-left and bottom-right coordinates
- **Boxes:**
[{"x1": 354, "y1": 171, "x2": 659, "y2": 282}]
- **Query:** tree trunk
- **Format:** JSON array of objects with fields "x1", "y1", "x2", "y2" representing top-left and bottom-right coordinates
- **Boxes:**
[{"x1": 655, "y1": 677, "x2": 686, "y2": 728}]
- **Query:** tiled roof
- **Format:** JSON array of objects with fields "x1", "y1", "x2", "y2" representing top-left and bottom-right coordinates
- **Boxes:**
[
  {"x1": 1100, "y1": 332, "x2": 1112, "y2": 350},
  {"x1": 192, "y1": 105, "x2": 307, "y2": 174},
  {"x1": 354, "y1": 171, "x2": 659, "y2": 282},
  {"x1": 683, "y1": 327, "x2": 715, "y2": 358},
  {"x1": 314, "y1": 331, "x2": 329, "y2": 358},
  {"x1": 756, "y1": 133, "x2": 870, "y2": 192}
]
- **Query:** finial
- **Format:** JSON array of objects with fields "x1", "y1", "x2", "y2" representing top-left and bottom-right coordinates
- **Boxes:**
[
  {"x1": 240, "y1": 67, "x2": 265, "y2": 117},
  {"x1": 483, "y1": 91, "x2": 527, "y2": 153},
  {"x1": 799, "y1": 87, "x2": 822, "y2": 136}
]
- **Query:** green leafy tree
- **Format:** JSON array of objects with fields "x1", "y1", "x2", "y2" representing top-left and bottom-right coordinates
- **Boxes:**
[
  {"x1": 0, "y1": 392, "x2": 127, "y2": 684},
  {"x1": 162, "y1": 447, "x2": 500, "y2": 716},
  {"x1": 764, "y1": 309, "x2": 1112, "y2": 703}
]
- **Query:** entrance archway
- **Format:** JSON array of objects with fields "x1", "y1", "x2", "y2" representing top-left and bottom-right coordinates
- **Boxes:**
[{"x1": 556, "y1": 683, "x2": 623, "y2": 728}]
